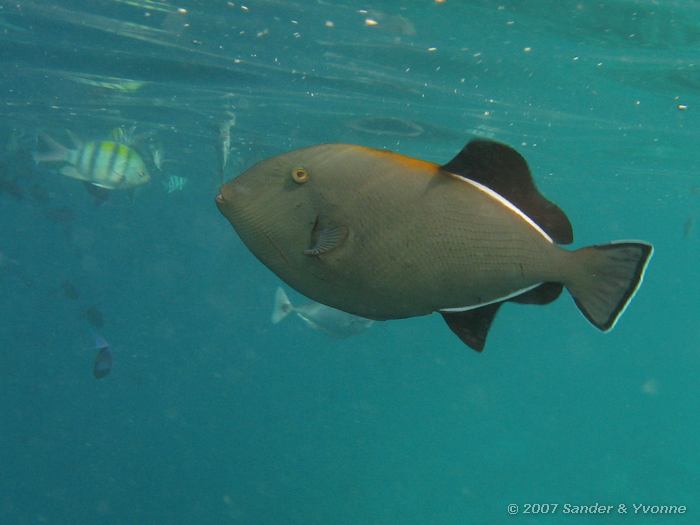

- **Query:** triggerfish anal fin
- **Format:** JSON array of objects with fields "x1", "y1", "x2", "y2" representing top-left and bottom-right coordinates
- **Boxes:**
[
  {"x1": 511, "y1": 281, "x2": 563, "y2": 305},
  {"x1": 441, "y1": 303, "x2": 502, "y2": 352},
  {"x1": 440, "y1": 139, "x2": 573, "y2": 245},
  {"x1": 440, "y1": 283, "x2": 562, "y2": 352},
  {"x1": 304, "y1": 216, "x2": 348, "y2": 256}
]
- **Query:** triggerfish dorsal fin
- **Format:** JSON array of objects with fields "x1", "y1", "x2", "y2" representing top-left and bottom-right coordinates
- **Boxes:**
[{"x1": 441, "y1": 139, "x2": 573, "y2": 244}]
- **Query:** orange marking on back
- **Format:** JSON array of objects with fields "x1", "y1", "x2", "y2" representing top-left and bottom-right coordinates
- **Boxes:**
[{"x1": 351, "y1": 145, "x2": 439, "y2": 174}]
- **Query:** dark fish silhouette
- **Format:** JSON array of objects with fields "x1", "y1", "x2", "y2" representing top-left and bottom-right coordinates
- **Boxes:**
[
  {"x1": 216, "y1": 139, "x2": 653, "y2": 351},
  {"x1": 0, "y1": 170, "x2": 24, "y2": 200},
  {"x1": 28, "y1": 182, "x2": 51, "y2": 204},
  {"x1": 0, "y1": 250, "x2": 33, "y2": 287},
  {"x1": 84, "y1": 305, "x2": 104, "y2": 328},
  {"x1": 83, "y1": 181, "x2": 111, "y2": 205},
  {"x1": 683, "y1": 216, "x2": 694, "y2": 239},
  {"x1": 61, "y1": 280, "x2": 79, "y2": 300},
  {"x1": 44, "y1": 206, "x2": 75, "y2": 226},
  {"x1": 93, "y1": 335, "x2": 112, "y2": 379}
]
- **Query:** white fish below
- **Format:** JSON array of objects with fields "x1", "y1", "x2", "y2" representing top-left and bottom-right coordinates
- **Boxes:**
[{"x1": 272, "y1": 287, "x2": 374, "y2": 338}]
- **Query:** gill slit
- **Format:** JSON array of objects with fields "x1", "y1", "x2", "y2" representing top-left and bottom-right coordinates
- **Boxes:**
[{"x1": 263, "y1": 231, "x2": 290, "y2": 267}]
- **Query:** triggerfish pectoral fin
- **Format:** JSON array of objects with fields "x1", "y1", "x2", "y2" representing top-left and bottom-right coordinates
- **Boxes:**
[{"x1": 304, "y1": 216, "x2": 348, "y2": 256}]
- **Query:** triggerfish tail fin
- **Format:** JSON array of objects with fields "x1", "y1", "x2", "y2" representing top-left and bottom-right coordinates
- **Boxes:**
[
  {"x1": 272, "y1": 287, "x2": 294, "y2": 324},
  {"x1": 567, "y1": 241, "x2": 653, "y2": 331},
  {"x1": 33, "y1": 133, "x2": 72, "y2": 164}
]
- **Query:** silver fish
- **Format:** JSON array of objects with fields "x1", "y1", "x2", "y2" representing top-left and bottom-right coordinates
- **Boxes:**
[
  {"x1": 64, "y1": 73, "x2": 146, "y2": 92},
  {"x1": 272, "y1": 287, "x2": 373, "y2": 338},
  {"x1": 111, "y1": 125, "x2": 137, "y2": 144},
  {"x1": 217, "y1": 111, "x2": 236, "y2": 184},
  {"x1": 150, "y1": 145, "x2": 165, "y2": 171}
]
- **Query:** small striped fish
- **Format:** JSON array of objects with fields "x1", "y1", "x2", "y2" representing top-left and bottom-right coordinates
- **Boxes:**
[
  {"x1": 163, "y1": 175, "x2": 188, "y2": 193},
  {"x1": 34, "y1": 133, "x2": 150, "y2": 190}
]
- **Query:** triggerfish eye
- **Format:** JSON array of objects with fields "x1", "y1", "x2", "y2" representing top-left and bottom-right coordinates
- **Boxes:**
[{"x1": 291, "y1": 167, "x2": 309, "y2": 184}]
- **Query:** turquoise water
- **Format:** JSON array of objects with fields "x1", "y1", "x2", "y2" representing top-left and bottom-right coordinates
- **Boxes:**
[{"x1": 1, "y1": 1, "x2": 698, "y2": 523}]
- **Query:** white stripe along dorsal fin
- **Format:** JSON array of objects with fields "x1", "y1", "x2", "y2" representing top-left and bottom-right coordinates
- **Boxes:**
[
  {"x1": 441, "y1": 139, "x2": 573, "y2": 245},
  {"x1": 449, "y1": 173, "x2": 554, "y2": 243}
]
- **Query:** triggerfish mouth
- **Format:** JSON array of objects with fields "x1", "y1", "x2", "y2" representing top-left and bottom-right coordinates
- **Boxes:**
[{"x1": 215, "y1": 139, "x2": 653, "y2": 351}]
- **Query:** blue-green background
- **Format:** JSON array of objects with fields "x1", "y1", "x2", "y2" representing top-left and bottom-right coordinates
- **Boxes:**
[{"x1": 1, "y1": 1, "x2": 697, "y2": 523}]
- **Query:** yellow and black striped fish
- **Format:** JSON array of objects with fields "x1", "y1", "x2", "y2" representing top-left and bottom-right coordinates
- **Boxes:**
[{"x1": 34, "y1": 134, "x2": 150, "y2": 190}]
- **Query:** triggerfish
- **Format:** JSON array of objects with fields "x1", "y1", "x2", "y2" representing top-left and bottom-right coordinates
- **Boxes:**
[
  {"x1": 272, "y1": 286, "x2": 374, "y2": 338},
  {"x1": 216, "y1": 139, "x2": 653, "y2": 351},
  {"x1": 34, "y1": 133, "x2": 150, "y2": 190}
]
